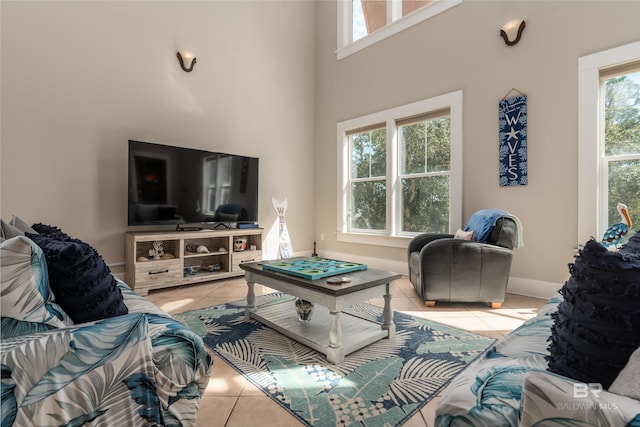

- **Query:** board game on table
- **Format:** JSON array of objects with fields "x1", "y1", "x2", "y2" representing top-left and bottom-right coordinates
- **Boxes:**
[{"x1": 261, "y1": 257, "x2": 367, "y2": 280}]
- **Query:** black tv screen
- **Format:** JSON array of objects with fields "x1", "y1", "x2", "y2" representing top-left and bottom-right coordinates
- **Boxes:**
[{"x1": 128, "y1": 140, "x2": 259, "y2": 226}]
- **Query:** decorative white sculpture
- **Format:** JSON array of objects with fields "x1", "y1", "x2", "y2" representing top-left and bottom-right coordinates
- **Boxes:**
[{"x1": 272, "y1": 197, "x2": 294, "y2": 259}]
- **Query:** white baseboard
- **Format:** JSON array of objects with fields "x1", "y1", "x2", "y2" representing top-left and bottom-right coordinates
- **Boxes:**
[
  {"x1": 317, "y1": 250, "x2": 562, "y2": 300},
  {"x1": 506, "y1": 277, "x2": 562, "y2": 300}
]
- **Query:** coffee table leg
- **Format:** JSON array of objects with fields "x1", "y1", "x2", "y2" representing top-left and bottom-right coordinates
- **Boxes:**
[
  {"x1": 327, "y1": 310, "x2": 344, "y2": 364},
  {"x1": 382, "y1": 283, "x2": 395, "y2": 336},
  {"x1": 245, "y1": 280, "x2": 256, "y2": 321}
]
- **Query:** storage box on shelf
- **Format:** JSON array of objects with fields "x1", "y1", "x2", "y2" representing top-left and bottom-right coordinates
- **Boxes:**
[{"x1": 125, "y1": 228, "x2": 262, "y2": 295}]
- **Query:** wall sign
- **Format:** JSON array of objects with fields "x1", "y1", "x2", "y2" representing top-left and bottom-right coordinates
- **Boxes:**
[{"x1": 499, "y1": 90, "x2": 528, "y2": 186}]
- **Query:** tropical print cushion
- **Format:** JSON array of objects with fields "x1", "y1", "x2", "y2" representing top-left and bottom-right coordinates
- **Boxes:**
[
  {"x1": 0, "y1": 317, "x2": 57, "y2": 338},
  {"x1": 0, "y1": 278, "x2": 213, "y2": 426},
  {"x1": 1, "y1": 313, "x2": 162, "y2": 426},
  {"x1": 435, "y1": 294, "x2": 562, "y2": 426},
  {"x1": 1, "y1": 220, "x2": 23, "y2": 240},
  {"x1": 520, "y1": 370, "x2": 640, "y2": 426},
  {"x1": 610, "y1": 346, "x2": 640, "y2": 401},
  {"x1": 0, "y1": 236, "x2": 72, "y2": 331},
  {"x1": 116, "y1": 279, "x2": 214, "y2": 424}
]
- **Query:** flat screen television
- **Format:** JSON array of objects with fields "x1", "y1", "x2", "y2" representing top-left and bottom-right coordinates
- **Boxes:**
[{"x1": 128, "y1": 140, "x2": 259, "y2": 227}]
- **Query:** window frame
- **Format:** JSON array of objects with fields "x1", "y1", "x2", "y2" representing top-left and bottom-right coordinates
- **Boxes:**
[
  {"x1": 336, "y1": 0, "x2": 462, "y2": 60},
  {"x1": 578, "y1": 40, "x2": 640, "y2": 246},
  {"x1": 337, "y1": 90, "x2": 463, "y2": 248}
]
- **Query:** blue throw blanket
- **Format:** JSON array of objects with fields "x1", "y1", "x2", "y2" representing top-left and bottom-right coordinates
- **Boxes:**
[{"x1": 464, "y1": 209, "x2": 513, "y2": 243}]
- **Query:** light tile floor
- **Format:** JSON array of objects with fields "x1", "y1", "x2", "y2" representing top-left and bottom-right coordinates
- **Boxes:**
[{"x1": 146, "y1": 276, "x2": 547, "y2": 427}]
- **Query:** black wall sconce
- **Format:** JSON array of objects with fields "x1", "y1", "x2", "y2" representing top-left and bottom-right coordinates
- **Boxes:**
[
  {"x1": 500, "y1": 20, "x2": 526, "y2": 46},
  {"x1": 177, "y1": 51, "x2": 197, "y2": 72}
]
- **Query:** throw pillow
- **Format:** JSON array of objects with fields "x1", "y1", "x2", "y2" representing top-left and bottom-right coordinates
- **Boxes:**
[
  {"x1": 9, "y1": 215, "x2": 37, "y2": 234},
  {"x1": 1, "y1": 219, "x2": 23, "y2": 240},
  {"x1": 454, "y1": 228, "x2": 474, "y2": 240},
  {"x1": 609, "y1": 346, "x2": 640, "y2": 400},
  {"x1": 1, "y1": 317, "x2": 58, "y2": 339},
  {"x1": 620, "y1": 229, "x2": 640, "y2": 255},
  {"x1": 32, "y1": 223, "x2": 72, "y2": 241},
  {"x1": 0, "y1": 236, "x2": 72, "y2": 328},
  {"x1": 546, "y1": 238, "x2": 640, "y2": 389},
  {"x1": 26, "y1": 232, "x2": 128, "y2": 324}
]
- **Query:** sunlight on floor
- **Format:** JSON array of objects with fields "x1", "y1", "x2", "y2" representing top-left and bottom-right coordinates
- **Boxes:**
[
  {"x1": 205, "y1": 374, "x2": 247, "y2": 393},
  {"x1": 156, "y1": 298, "x2": 195, "y2": 313}
]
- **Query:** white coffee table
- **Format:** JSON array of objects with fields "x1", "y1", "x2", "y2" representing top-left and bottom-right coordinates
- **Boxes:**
[{"x1": 240, "y1": 260, "x2": 401, "y2": 364}]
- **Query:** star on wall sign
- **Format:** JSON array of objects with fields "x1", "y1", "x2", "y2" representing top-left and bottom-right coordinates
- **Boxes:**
[{"x1": 505, "y1": 126, "x2": 519, "y2": 140}]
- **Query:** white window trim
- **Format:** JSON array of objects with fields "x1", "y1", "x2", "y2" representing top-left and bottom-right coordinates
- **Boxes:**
[
  {"x1": 336, "y1": 90, "x2": 463, "y2": 248},
  {"x1": 336, "y1": 0, "x2": 462, "y2": 61},
  {"x1": 578, "y1": 40, "x2": 640, "y2": 246}
]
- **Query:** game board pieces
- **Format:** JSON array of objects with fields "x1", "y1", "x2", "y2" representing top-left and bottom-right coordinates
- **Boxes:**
[{"x1": 262, "y1": 257, "x2": 367, "y2": 280}]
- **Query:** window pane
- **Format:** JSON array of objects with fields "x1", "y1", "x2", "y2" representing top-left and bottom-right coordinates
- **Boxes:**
[
  {"x1": 352, "y1": 0, "x2": 367, "y2": 42},
  {"x1": 402, "y1": 0, "x2": 432, "y2": 17},
  {"x1": 370, "y1": 128, "x2": 387, "y2": 175},
  {"x1": 351, "y1": 180, "x2": 386, "y2": 230},
  {"x1": 401, "y1": 122, "x2": 426, "y2": 174},
  {"x1": 350, "y1": 129, "x2": 386, "y2": 178},
  {"x1": 360, "y1": 1, "x2": 386, "y2": 34},
  {"x1": 604, "y1": 71, "x2": 640, "y2": 156},
  {"x1": 401, "y1": 117, "x2": 450, "y2": 174},
  {"x1": 351, "y1": 132, "x2": 370, "y2": 178},
  {"x1": 401, "y1": 175, "x2": 449, "y2": 233},
  {"x1": 607, "y1": 158, "x2": 640, "y2": 246}
]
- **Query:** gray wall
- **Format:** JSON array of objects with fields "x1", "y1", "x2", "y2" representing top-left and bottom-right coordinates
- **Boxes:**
[
  {"x1": 1, "y1": 1, "x2": 316, "y2": 264},
  {"x1": 314, "y1": 1, "x2": 640, "y2": 296}
]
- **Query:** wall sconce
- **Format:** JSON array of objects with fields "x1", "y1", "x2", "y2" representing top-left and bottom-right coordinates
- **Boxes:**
[
  {"x1": 176, "y1": 51, "x2": 197, "y2": 72},
  {"x1": 500, "y1": 19, "x2": 526, "y2": 46}
]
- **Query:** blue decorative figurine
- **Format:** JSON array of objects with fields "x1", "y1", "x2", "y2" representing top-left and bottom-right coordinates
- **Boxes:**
[{"x1": 602, "y1": 202, "x2": 633, "y2": 248}]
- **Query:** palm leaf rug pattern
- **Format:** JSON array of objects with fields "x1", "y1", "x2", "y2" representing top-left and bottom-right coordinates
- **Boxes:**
[{"x1": 175, "y1": 293, "x2": 495, "y2": 427}]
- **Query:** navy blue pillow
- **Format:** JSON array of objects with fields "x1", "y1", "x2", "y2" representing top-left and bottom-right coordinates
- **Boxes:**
[
  {"x1": 26, "y1": 232, "x2": 128, "y2": 324},
  {"x1": 32, "y1": 223, "x2": 72, "y2": 241},
  {"x1": 620, "y1": 229, "x2": 640, "y2": 255},
  {"x1": 547, "y1": 238, "x2": 640, "y2": 388}
]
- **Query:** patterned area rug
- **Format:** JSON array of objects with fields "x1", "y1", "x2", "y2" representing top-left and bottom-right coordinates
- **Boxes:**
[{"x1": 175, "y1": 294, "x2": 495, "y2": 427}]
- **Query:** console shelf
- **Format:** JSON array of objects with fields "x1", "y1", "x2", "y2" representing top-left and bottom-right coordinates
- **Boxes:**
[{"x1": 125, "y1": 228, "x2": 262, "y2": 296}]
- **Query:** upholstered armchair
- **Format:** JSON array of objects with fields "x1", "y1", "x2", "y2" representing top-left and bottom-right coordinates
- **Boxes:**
[{"x1": 407, "y1": 210, "x2": 520, "y2": 308}]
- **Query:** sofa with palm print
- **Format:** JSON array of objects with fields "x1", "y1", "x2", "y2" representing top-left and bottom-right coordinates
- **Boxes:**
[
  {"x1": 434, "y1": 232, "x2": 640, "y2": 426},
  {"x1": 1, "y1": 232, "x2": 213, "y2": 426}
]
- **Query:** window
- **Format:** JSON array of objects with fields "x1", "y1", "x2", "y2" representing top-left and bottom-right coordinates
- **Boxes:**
[
  {"x1": 337, "y1": 91, "x2": 462, "y2": 248},
  {"x1": 578, "y1": 41, "x2": 640, "y2": 246},
  {"x1": 601, "y1": 65, "x2": 640, "y2": 246},
  {"x1": 337, "y1": 0, "x2": 462, "y2": 60},
  {"x1": 399, "y1": 110, "x2": 452, "y2": 233},
  {"x1": 348, "y1": 125, "x2": 387, "y2": 231}
]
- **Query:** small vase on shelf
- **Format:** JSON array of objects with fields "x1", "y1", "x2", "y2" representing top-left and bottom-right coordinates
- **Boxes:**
[{"x1": 294, "y1": 298, "x2": 314, "y2": 322}]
